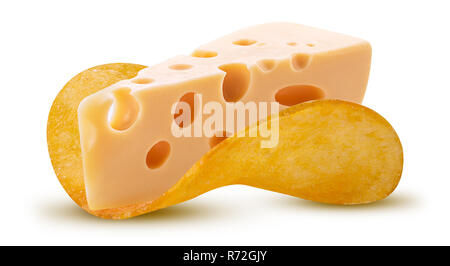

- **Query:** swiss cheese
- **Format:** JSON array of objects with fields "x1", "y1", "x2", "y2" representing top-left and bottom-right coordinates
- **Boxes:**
[{"x1": 78, "y1": 23, "x2": 372, "y2": 210}]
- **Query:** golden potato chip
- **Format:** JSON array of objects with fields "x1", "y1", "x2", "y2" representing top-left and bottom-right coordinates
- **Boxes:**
[{"x1": 48, "y1": 65, "x2": 402, "y2": 219}]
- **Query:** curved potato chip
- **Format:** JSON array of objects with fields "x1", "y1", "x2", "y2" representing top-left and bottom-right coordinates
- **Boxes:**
[{"x1": 48, "y1": 65, "x2": 403, "y2": 219}]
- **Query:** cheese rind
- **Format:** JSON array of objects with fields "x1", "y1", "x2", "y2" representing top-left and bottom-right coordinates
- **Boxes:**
[{"x1": 78, "y1": 23, "x2": 372, "y2": 210}]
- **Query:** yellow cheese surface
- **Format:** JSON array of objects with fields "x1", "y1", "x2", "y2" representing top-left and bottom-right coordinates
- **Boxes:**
[{"x1": 77, "y1": 23, "x2": 372, "y2": 210}]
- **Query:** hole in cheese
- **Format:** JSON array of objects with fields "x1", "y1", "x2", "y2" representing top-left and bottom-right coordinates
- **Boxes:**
[
  {"x1": 307, "y1": 43, "x2": 315, "y2": 47},
  {"x1": 173, "y1": 92, "x2": 200, "y2": 128},
  {"x1": 291, "y1": 53, "x2": 312, "y2": 71},
  {"x1": 146, "y1": 141, "x2": 171, "y2": 169},
  {"x1": 256, "y1": 59, "x2": 276, "y2": 72},
  {"x1": 109, "y1": 88, "x2": 140, "y2": 131},
  {"x1": 219, "y1": 63, "x2": 250, "y2": 102},
  {"x1": 275, "y1": 85, "x2": 325, "y2": 106},
  {"x1": 287, "y1": 42, "x2": 298, "y2": 46},
  {"x1": 132, "y1": 78, "x2": 154, "y2": 84},
  {"x1": 169, "y1": 64, "x2": 193, "y2": 70},
  {"x1": 209, "y1": 131, "x2": 232, "y2": 148},
  {"x1": 191, "y1": 50, "x2": 218, "y2": 58},
  {"x1": 233, "y1": 39, "x2": 257, "y2": 46}
]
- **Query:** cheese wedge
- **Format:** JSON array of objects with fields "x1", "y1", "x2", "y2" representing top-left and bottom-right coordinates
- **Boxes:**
[{"x1": 77, "y1": 23, "x2": 372, "y2": 210}]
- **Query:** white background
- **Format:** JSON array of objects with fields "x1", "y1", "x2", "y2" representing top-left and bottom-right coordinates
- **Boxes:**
[{"x1": 1, "y1": 0, "x2": 449, "y2": 245}]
